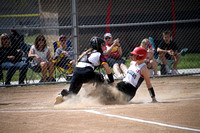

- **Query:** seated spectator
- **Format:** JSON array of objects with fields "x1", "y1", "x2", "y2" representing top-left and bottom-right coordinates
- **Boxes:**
[
  {"x1": 53, "y1": 36, "x2": 71, "y2": 52},
  {"x1": 28, "y1": 35, "x2": 54, "y2": 82},
  {"x1": 102, "y1": 33, "x2": 127, "y2": 79},
  {"x1": 54, "y1": 35, "x2": 75, "y2": 68},
  {"x1": 140, "y1": 38, "x2": 158, "y2": 76},
  {"x1": 157, "y1": 30, "x2": 180, "y2": 74},
  {"x1": 0, "y1": 33, "x2": 28, "y2": 85}
]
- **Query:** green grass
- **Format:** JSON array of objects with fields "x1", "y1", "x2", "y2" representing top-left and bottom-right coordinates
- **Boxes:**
[
  {"x1": 24, "y1": 34, "x2": 38, "y2": 44},
  {"x1": 178, "y1": 53, "x2": 200, "y2": 69}
]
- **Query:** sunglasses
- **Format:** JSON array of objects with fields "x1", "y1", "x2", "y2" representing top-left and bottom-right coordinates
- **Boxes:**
[
  {"x1": 38, "y1": 38, "x2": 45, "y2": 42},
  {"x1": 105, "y1": 37, "x2": 111, "y2": 40}
]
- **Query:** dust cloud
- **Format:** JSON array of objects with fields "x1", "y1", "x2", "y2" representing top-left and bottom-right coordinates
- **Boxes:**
[{"x1": 54, "y1": 83, "x2": 130, "y2": 108}]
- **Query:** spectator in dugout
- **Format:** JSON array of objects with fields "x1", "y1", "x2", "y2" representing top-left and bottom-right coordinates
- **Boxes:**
[
  {"x1": 102, "y1": 33, "x2": 127, "y2": 79},
  {"x1": 0, "y1": 33, "x2": 28, "y2": 85},
  {"x1": 28, "y1": 35, "x2": 55, "y2": 82},
  {"x1": 157, "y1": 30, "x2": 180, "y2": 74}
]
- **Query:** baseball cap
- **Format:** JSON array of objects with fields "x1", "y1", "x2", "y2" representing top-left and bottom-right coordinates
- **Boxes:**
[{"x1": 104, "y1": 33, "x2": 112, "y2": 38}]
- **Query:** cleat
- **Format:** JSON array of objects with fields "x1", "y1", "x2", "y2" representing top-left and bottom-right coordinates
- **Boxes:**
[{"x1": 54, "y1": 94, "x2": 64, "y2": 105}]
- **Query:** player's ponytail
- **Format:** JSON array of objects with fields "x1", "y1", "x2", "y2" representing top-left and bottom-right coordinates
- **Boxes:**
[{"x1": 76, "y1": 48, "x2": 93, "y2": 65}]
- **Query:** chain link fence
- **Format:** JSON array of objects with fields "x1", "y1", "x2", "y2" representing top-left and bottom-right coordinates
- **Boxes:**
[{"x1": 0, "y1": 0, "x2": 199, "y2": 86}]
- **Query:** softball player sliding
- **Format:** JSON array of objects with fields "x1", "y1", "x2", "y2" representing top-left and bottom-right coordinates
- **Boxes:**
[{"x1": 116, "y1": 47, "x2": 158, "y2": 103}]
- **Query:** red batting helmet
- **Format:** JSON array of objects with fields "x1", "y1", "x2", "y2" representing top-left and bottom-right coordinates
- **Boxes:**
[{"x1": 130, "y1": 47, "x2": 147, "y2": 60}]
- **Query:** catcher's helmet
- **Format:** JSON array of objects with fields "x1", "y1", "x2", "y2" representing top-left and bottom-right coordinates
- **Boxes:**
[
  {"x1": 90, "y1": 36, "x2": 105, "y2": 53},
  {"x1": 130, "y1": 47, "x2": 147, "y2": 60}
]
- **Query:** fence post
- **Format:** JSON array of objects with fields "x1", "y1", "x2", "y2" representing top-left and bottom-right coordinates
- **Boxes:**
[{"x1": 71, "y1": 0, "x2": 78, "y2": 62}]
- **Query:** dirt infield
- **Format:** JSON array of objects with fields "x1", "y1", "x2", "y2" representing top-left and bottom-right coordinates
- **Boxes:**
[{"x1": 0, "y1": 76, "x2": 200, "y2": 133}]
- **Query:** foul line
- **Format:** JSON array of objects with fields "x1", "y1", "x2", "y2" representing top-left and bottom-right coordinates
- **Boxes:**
[{"x1": 84, "y1": 110, "x2": 200, "y2": 132}]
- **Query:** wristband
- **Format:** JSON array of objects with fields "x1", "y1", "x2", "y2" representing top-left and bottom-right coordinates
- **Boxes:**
[
  {"x1": 148, "y1": 87, "x2": 155, "y2": 98},
  {"x1": 107, "y1": 73, "x2": 114, "y2": 83}
]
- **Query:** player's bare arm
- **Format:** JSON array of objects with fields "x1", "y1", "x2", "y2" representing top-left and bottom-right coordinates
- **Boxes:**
[
  {"x1": 141, "y1": 65, "x2": 157, "y2": 102},
  {"x1": 141, "y1": 65, "x2": 152, "y2": 88}
]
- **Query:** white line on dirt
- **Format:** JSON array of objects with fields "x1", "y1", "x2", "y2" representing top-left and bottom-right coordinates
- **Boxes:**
[{"x1": 84, "y1": 110, "x2": 200, "y2": 132}]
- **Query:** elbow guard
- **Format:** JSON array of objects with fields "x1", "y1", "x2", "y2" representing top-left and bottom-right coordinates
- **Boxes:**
[
  {"x1": 107, "y1": 73, "x2": 114, "y2": 83},
  {"x1": 148, "y1": 87, "x2": 155, "y2": 98}
]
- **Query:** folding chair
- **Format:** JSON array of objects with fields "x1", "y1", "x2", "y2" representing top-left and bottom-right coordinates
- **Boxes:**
[
  {"x1": 25, "y1": 57, "x2": 43, "y2": 83},
  {"x1": 53, "y1": 54, "x2": 74, "y2": 81},
  {"x1": 27, "y1": 63, "x2": 56, "y2": 83}
]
